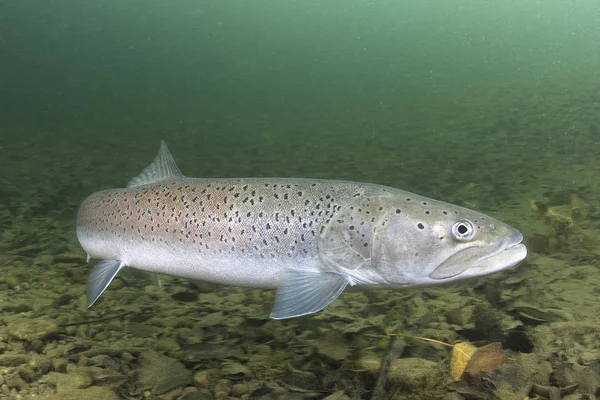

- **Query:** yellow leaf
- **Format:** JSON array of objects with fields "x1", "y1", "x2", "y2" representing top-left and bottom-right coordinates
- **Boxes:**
[{"x1": 450, "y1": 341, "x2": 477, "y2": 381}]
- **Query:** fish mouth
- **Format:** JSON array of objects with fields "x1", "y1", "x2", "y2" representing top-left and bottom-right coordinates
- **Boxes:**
[{"x1": 429, "y1": 233, "x2": 527, "y2": 280}]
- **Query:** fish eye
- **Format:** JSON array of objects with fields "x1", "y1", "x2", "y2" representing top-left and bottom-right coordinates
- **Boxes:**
[{"x1": 452, "y1": 219, "x2": 475, "y2": 241}]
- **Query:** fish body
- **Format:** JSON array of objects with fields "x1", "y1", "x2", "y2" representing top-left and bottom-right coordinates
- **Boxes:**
[{"x1": 77, "y1": 142, "x2": 527, "y2": 319}]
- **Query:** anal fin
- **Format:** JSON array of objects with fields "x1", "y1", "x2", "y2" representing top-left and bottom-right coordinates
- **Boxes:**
[
  {"x1": 87, "y1": 260, "x2": 125, "y2": 307},
  {"x1": 270, "y1": 269, "x2": 348, "y2": 319}
]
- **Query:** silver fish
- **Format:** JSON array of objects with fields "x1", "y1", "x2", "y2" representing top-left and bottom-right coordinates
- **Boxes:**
[{"x1": 76, "y1": 141, "x2": 527, "y2": 319}]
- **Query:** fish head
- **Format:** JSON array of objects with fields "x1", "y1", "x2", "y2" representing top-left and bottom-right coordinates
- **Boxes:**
[{"x1": 369, "y1": 196, "x2": 527, "y2": 287}]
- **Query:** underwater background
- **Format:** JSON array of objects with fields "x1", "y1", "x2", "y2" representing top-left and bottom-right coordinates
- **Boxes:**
[{"x1": 1, "y1": 0, "x2": 600, "y2": 399}]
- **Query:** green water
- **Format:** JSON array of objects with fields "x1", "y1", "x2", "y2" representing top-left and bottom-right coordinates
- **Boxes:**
[{"x1": 1, "y1": 1, "x2": 600, "y2": 399}]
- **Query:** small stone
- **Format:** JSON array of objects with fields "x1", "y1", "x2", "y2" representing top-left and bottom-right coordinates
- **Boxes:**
[
  {"x1": 57, "y1": 368, "x2": 93, "y2": 391},
  {"x1": 4, "y1": 373, "x2": 27, "y2": 391},
  {"x1": 0, "y1": 353, "x2": 30, "y2": 367},
  {"x1": 54, "y1": 252, "x2": 85, "y2": 263},
  {"x1": 30, "y1": 340, "x2": 45, "y2": 354},
  {"x1": 7, "y1": 316, "x2": 60, "y2": 341},
  {"x1": 53, "y1": 358, "x2": 68, "y2": 373},
  {"x1": 387, "y1": 358, "x2": 440, "y2": 392},
  {"x1": 52, "y1": 294, "x2": 74, "y2": 307},
  {"x1": 213, "y1": 379, "x2": 231, "y2": 396},
  {"x1": 282, "y1": 368, "x2": 319, "y2": 390},
  {"x1": 17, "y1": 367, "x2": 35, "y2": 382},
  {"x1": 194, "y1": 369, "x2": 220, "y2": 390},
  {"x1": 579, "y1": 350, "x2": 600, "y2": 366},
  {"x1": 323, "y1": 390, "x2": 351, "y2": 400},
  {"x1": 231, "y1": 382, "x2": 249, "y2": 397},
  {"x1": 30, "y1": 356, "x2": 53, "y2": 373},
  {"x1": 58, "y1": 386, "x2": 119, "y2": 400},
  {"x1": 446, "y1": 308, "x2": 464, "y2": 326},
  {"x1": 33, "y1": 254, "x2": 54, "y2": 266},
  {"x1": 137, "y1": 350, "x2": 192, "y2": 394},
  {"x1": 155, "y1": 338, "x2": 181, "y2": 353},
  {"x1": 180, "y1": 388, "x2": 215, "y2": 400},
  {"x1": 221, "y1": 361, "x2": 252, "y2": 380}
]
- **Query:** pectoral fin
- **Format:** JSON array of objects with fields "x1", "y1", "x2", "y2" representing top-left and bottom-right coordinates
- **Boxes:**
[
  {"x1": 87, "y1": 260, "x2": 125, "y2": 307},
  {"x1": 270, "y1": 269, "x2": 348, "y2": 319}
]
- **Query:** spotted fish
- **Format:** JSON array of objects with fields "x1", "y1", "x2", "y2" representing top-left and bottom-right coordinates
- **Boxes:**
[{"x1": 76, "y1": 141, "x2": 527, "y2": 319}]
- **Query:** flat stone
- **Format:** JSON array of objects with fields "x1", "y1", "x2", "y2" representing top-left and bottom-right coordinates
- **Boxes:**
[
  {"x1": 387, "y1": 358, "x2": 440, "y2": 391},
  {"x1": 180, "y1": 388, "x2": 215, "y2": 400},
  {"x1": 58, "y1": 386, "x2": 119, "y2": 400},
  {"x1": 54, "y1": 252, "x2": 86, "y2": 263},
  {"x1": 57, "y1": 368, "x2": 94, "y2": 391},
  {"x1": 137, "y1": 350, "x2": 192, "y2": 395},
  {"x1": 0, "y1": 353, "x2": 30, "y2": 367},
  {"x1": 7, "y1": 316, "x2": 59, "y2": 341}
]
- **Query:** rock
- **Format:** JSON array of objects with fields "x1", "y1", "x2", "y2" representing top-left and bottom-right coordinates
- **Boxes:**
[
  {"x1": 323, "y1": 390, "x2": 350, "y2": 400},
  {"x1": 30, "y1": 339, "x2": 45, "y2": 353},
  {"x1": 576, "y1": 367, "x2": 599, "y2": 396},
  {"x1": 30, "y1": 356, "x2": 53, "y2": 373},
  {"x1": 3, "y1": 373, "x2": 27, "y2": 391},
  {"x1": 7, "y1": 316, "x2": 60, "y2": 341},
  {"x1": 308, "y1": 331, "x2": 349, "y2": 365},
  {"x1": 57, "y1": 368, "x2": 94, "y2": 391},
  {"x1": 137, "y1": 350, "x2": 192, "y2": 395},
  {"x1": 231, "y1": 382, "x2": 250, "y2": 397},
  {"x1": 180, "y1": 388, "x2": 215, "y2": 400},
  {"x1": 200, "y1": 311, "x2": 225, "y2": 326},
  {"x1": 213, "y1": 379, "x2": 232, "y2": 397},
  {"x1": 128, "y1": 322, "x2": 156, "y2": 338},
  {"x1": 0, "y1": 353, "x2": 30, "y2": 367},
  {"x1": 473, "y1": 304, "x2": 506, "y2": 342},
  {"x1": 387, "y1": 358, "x2": 441, "y2": 392},
  {"x1": 17, "y1": 367, "x2": 35, "y2": 382},
  {"x1": 53, "y1": 358, "x2": 68, "y2": 373},
  {"x1": 221, "y1": 361, "x2": 252, "y2": 380},
  {"x1": 58, "y1": 386, "x2": 119, "y2": 400},
  {"x1": 54, "y1": 252, "x2": 86, "y2": 263},
  {"x1": 171, "y1": 291, "x2": 199, "y2": 302},
  {"x1": 156, "y1": 338, "x2": 181, "y2": 353},
  {"x1": 194, "y1": 369, "x2": 221, "y2": 390},
  {"x1": 483, "y1": 353, "x2": 552, "y2": 399},
  {"x1": 282, "y1": 368, "x2": 319, "y2": 390}
]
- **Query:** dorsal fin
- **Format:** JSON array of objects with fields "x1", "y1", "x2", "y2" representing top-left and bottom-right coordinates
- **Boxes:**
[{"x1": 128, "y1": 140, "x2": 184, "y2": 187}]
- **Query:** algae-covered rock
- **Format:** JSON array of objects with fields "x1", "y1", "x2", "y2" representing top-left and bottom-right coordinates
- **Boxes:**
[
  {"x1": 0, "y1": 352, "x2": 30, "y2": 367},
  {"x1": 387, "y1": 357, "x2": 442, "y2": 392},
  {"x1": 7, "y1": 315, "x2": 60, "y2": 341},
  {"x1": 282, "y1": 367, "x2": 319, "y2": 390},
  {"x1": 194, "y1": 369, "x2": 221, "y2": 390},
  {"x1": 137, "y1": 350, "x2": 192, "y2": 395}
]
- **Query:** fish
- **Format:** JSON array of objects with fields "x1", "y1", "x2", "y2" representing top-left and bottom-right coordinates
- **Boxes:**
[{"x1": 76, "y1": 141, "x2": 527, "y2": 319}]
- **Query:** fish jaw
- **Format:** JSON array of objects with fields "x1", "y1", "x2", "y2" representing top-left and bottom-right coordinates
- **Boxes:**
[
  {"x1": 355, "y1": 195, "x2": 528, "y2": 289},
  {"x1": 428, "y1": 222, "x2": 527, "y2": 283},
  {"x1": 428, "y1": 231, "x2": 527, "y2": 281}
]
